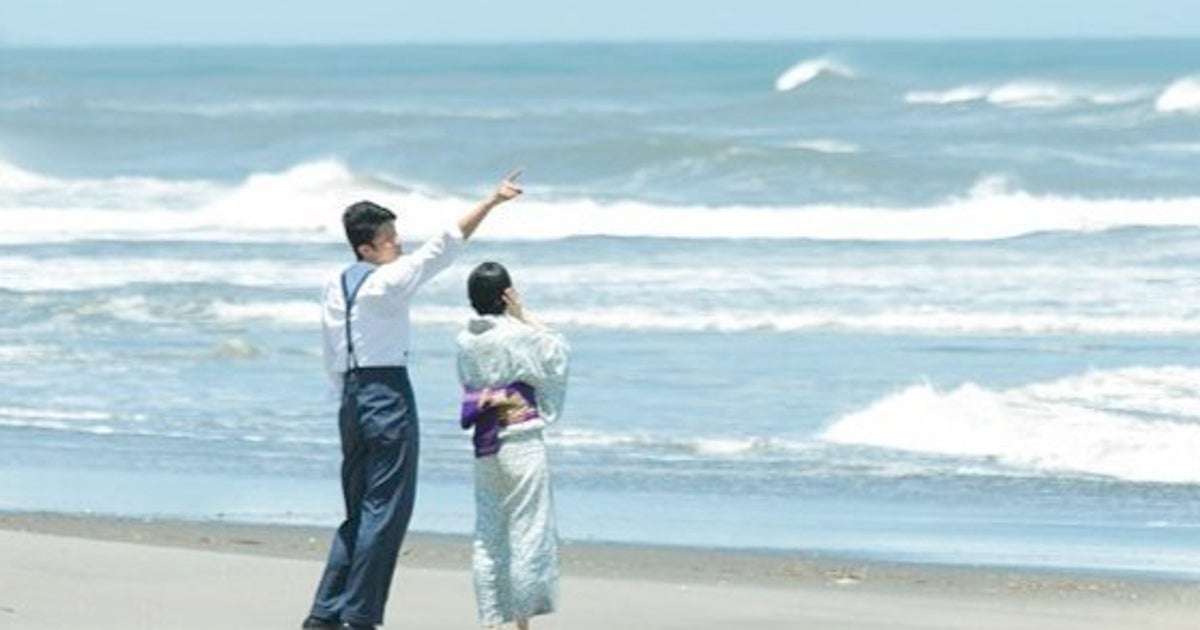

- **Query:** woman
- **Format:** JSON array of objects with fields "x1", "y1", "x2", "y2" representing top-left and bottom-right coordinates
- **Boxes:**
[{"x1": 456, "y1": 261, "x2": 570, "y2": 630}]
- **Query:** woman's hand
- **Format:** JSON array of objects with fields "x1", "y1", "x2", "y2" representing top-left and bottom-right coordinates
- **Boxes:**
[
  {"x1": 478, "y1": 387, "x2": 536, "y2": 426},
  {"x1": 502, "y1": 287, "x2": 525, "y2": 322},
  {"x1": 504, "y1": 286, "x2": 547, "y2": 329}
]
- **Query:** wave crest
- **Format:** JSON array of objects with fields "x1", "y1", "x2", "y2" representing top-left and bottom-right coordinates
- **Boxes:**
[
  {"x1": 6, "y1": 161, "x2": 1200, "y2": 244},
  {"x1": 773, "y1": 57, "x2": 855, "y2": 92},
  {"x1": 1155, "y1": 77, "x2": 1200, "y2": 114},
  {"x1": 820, "y1": 366, "x2": 1200, "y2": 484}
]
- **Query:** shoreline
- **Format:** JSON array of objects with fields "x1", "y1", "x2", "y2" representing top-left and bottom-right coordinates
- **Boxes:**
[
  {"x1": 1, "y1": 510, "x2": 1198, "y2": 629},
  {"x1": 1, "y1": 509, "x2": 1195, "y2": 595}
]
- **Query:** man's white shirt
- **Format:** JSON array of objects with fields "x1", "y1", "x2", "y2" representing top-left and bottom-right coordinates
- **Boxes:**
[{"x1": 322, "y1": 225, "x2": 465, "y2": 391}]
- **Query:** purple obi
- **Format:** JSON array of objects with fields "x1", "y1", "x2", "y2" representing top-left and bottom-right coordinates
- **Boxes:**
[{"x1": 460, "y1": 381, "x2": 539, "y2": 458}]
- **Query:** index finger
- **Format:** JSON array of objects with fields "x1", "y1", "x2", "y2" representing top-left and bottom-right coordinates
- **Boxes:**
[{"x1": 504, "y1": 167, "x2": 524, "y2": 182}]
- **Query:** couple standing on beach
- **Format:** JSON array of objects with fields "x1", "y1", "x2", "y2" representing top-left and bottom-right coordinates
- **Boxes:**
[{"x1": 302, "y1": 171, "x2": 569, "y2": 630}]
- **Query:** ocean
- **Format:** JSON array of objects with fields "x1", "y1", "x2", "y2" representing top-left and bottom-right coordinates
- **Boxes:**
[{"x1": 2, "y1": 41, "x2": 1200, "y2": 577}]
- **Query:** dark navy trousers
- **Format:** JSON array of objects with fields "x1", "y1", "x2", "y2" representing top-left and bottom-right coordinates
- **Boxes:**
[{"x1": 311, "y1": 367, "x2": 419, "y2": 626}]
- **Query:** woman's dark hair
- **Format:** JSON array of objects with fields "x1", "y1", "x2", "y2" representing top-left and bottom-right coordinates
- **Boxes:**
[
  {"x1": 342, "y1": 200, "x2": 396, "y2": 259},
  {"x1": 468, "y1": 262, "x2": 512, "y2": 315}
]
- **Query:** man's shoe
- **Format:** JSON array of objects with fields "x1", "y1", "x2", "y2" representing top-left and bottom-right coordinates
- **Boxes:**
[
  {"x1": 341, "y1": 624, "x2": 375, "y2": 630},
  {"x1": 301, "y1": 615, "x2": 340, "y2": 629}
]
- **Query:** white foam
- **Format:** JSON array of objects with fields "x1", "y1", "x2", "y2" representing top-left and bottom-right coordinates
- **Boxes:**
[
  {"x1": 0, "y1": 255, "x2": 332, "y2": 292},
  {"x1": 411, "y1": 306, "x2": 1200, "y2": 336},
  {"x1": 690, "y1": 436, "x2": 805, "y2": 456},
  {"x1": 774, "y1": 57, "x2": 855, "y2": 92},
  {"x1": 0, "y1": 406, "x2": 113, "y2": 422},
  {"x1": 88, "y1": 98, "x2": 311, "y2": 118},
  {"x1": 789, "y1": 139, "x2": 859, "y2": 154},
  {"x1": 552, "y1": 427, "x2": 648, "y2": 450},
  {"x1": 1147, "y1": 142, "x2": 1200, "y2": 154},
  {"x1": 820, "y1": 366, "x2": 1200, "y2": 484},
  {"x1": 0, "y1": 345, "x2": 54, "y2": 361},
  {"x1": 905, "y1": 86, "x2": 989, "y2": 105},
  {"x1": 0, "y1": 159, "x2": 363, "y2": 244},
  {"x1": 987, "y1": 81, "x2": 1076, "y2": 108},
  {"x1": 0, "y1": 158, "x2": 549, "y2": 244},
  {"x1": 485, "y1": 190, "x2": 1200, "y2": 242},
  {"x1": 5, "y1": 160, "x2": 1200, "y2": 244},
  {"x1": 907, "y1": 82, "x2": 1146, "y2": 109},
  {"x1": 209, "y1": 300, "x2": 320, "y2": 326},
  {"x1": 213, "y1": 338, "x2": 263, "y2": 359},
  {"x1": 1155, "y1": 77, "x2": 1200, "y2": 114},
  {"x1": 6, "y1": 248, "x2": 1200, "y2": 336},
  {"x1": 38, "y1": 294, "x2": 1174, "y2": 336},
  {"x1": 81, "y1": 97, "x2": 643, "y2": 120},
  {"x1": 551, "y1": 427, "x2": 811, "y2": 459},
  {"x1": 3, "y1": 246, "x2": 1190, "y2": 298},
  {"x1": 1023, "y1": 366, "x2": 1200, "y2": 420},
  {"x1": 0, "y1": 418, "x2": 79, "y2": 433},
  {"x1": 74, "y1": 296, "x2": 163, "y2": 324},
  {"x1": 0, "y1": 161, "x2": 53, "y2": 188}
]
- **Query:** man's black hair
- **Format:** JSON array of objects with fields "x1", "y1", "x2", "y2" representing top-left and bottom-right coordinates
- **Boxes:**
[{"x1": 342, "y1": 200, "x2": 396, "y2": 260}]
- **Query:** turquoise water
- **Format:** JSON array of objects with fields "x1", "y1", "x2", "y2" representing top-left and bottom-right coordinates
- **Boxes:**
[{"x1": 2, "y1": 42, "x2": 1200, "y2": 576}]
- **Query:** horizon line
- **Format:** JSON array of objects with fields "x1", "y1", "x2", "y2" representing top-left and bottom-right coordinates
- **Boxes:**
[{"x1": 4, "y1": 34, "x2": 1200, "y2": 49}]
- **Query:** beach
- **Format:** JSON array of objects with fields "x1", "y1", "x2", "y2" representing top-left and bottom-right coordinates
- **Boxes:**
[
  {"x1": 0, "y1": 511, "x2": 1196, "y2": 629},
  {"x1": 4, "y1": 41, "x2": 1200, "y2": 626}
]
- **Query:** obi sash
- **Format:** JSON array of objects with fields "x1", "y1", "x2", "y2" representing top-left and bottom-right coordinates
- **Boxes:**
[{"x1": 460, "y1": 381, "x2": 539, "y2": 458}]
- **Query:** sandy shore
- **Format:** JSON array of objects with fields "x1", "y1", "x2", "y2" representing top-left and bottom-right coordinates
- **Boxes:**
[{"x1": 0, "y1": 511, "x2": 1196, "y2": 629}]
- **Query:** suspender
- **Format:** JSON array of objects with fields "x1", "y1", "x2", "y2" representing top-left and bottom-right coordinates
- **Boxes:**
[{"x1": 340, "y1": 264, "x2": 377, "y2": 372}]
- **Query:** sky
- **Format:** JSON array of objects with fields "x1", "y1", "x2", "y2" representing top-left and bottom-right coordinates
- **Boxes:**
[{"x1": 3, "y1": 0, "x2": 1200, "y2": 46}]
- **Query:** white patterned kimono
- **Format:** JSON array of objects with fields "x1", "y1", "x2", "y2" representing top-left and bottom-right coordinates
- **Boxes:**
[{"x1": 456, "y1": 314, "x2": 569, "y2": 627}]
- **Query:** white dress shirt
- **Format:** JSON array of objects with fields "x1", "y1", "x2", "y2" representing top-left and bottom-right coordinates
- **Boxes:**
[{"x1": 322, "y1": 225, "x2": 465, "y2": 389}]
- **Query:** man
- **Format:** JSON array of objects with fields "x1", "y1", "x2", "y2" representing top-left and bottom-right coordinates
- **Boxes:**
[{"x1": 303, "y1": 172, "x2": 523, "y2": 630}]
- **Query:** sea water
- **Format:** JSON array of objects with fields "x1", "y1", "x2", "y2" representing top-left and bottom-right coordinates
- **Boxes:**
[{"x1": 2, "y1": 41, "x2": 1200, "y2": 577}]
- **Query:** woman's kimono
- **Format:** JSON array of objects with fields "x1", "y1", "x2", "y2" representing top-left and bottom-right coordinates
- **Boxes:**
[{"x1": 456, "y1": 314, "x2": 569, "y2": 626}]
